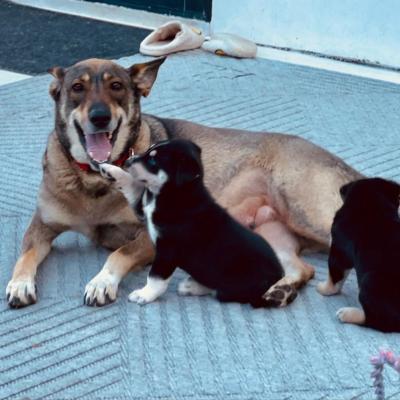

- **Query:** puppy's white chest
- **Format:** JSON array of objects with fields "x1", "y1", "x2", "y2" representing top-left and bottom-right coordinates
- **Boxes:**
[{"x1": 143, "y1": 192, "x2": 158, "y2": 244}]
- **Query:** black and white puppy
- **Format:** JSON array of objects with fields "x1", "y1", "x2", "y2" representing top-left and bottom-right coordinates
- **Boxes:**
[
  {"x1": 100, "y1": 139, "x2": 286, "y2": 307},
  {"x1": 317, "y1": 178, "x2": 400, "y2": 332}
]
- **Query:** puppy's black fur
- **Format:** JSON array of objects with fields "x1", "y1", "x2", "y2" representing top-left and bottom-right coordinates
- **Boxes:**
[
  {"x1": 330, "y1": 177, "x2": 400, "y2": 332},
  {"x1": 130, "y1": 139, "x2": 284, "y2": 307}
]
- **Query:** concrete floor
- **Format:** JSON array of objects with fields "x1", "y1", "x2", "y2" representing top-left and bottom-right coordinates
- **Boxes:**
[{"x1": 1, "y1": 50, "x2": 400, "y2": 400}]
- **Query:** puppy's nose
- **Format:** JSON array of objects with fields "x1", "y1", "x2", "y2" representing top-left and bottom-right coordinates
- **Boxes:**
[{"x1": 89, "y1": 104, "x2": 111, "y2": 129}]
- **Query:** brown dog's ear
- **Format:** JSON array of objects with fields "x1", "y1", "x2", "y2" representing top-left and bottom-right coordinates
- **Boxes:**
[
  {"x1": 48, "y1": 66, "x2": 65, "y2": 101},
  {"x1": 48, "y1": 66, "x2": 65, "y2": 79},
  {"x1": 127, "y1": 57, "x2": 166, "y2": 97}
]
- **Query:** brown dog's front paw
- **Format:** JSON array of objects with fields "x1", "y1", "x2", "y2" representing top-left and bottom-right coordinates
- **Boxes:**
[
  {"x1": 84, "y1": 269, "x2": 120, "y2": 307},
  {"x1": 6, "y1": 279, "x2": 37, "y2": 308}
]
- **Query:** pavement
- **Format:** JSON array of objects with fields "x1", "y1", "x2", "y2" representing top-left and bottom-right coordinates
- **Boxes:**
[
  {"x1": 0, "y1": 1, "x2": 149, "y2": 75},
  {"x1": 0, "y1": 49, "x2": 400, "y2": 400}
]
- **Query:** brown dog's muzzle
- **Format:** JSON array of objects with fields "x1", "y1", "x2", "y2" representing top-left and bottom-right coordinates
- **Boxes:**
[
  {"x1": 79, "y1": 102, "x2": 121, "y2": 163},
  {"x1": 88, "y1": 103, "x2": 112, "y2": 130}
]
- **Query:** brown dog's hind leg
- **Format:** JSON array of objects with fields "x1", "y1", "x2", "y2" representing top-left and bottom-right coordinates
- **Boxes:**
[
  {"x1": 6, "y1": 212, "x2": 64, "y2": 308},
  {"x1": 255, "y1": 221, "x2": 315, "y2": 307},
  {"x1": 84, "y1": 228, "x2": 155, "y2": 306},
  {"x1": 217, "y1": 173, "x2": 315, "y2": 307}
]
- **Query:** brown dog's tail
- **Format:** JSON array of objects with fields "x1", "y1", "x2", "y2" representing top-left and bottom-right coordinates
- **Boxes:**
[{"x1": 253, "y1": 283, "x2": 298, "y2": 308}]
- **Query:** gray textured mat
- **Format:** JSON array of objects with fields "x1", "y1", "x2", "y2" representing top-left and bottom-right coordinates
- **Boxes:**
[{"x1": 1, "y1": 51, "x2": 400, "y2": 399}]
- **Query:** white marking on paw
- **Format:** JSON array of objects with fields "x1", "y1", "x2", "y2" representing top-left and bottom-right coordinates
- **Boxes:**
[
  {"x1": 100, "y1": 163, "x2": 128, "y2": 181},
  {"x1": 336, "y1": 307, "x2": 366, "y2": 325},
  {"x1": 178, "y1": 277, "x2": 213, "y2": 296},
  {"x1": 317, "y1": 280, "x2": 341, "y2": 296},
  {"x1": 100, "y1": 163, "x2": 144, "y2": 205},
  {"x1": 128, "y1": 276, "x2": 170, "y2": 305},
  {"x1": 317, "y1": 270, "x2": 350, "y2": 296}
]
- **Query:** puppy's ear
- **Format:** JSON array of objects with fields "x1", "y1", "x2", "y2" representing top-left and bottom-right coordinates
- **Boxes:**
[
  {"x1": 339, "y1": 181, "x2": 354, "y2": 201},
  {"x1": 48, "y1": 66, "x2": 65, "y2": 101},
  {"x1": 190, "y1": 141, "x2": 202, "y2": 155},
  {"x1": 127, "y1": 57, "x2": 166, "y2": 97},
  {"x1": 381, "y1": 179, "x2": 400, "y2": 205},
  {"x1": 176, "y1": 156, "x2": 201, "y2": 186}
]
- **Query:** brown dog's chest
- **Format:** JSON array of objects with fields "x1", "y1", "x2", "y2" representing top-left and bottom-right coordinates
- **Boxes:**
[{"x1": 39, "y1": 170, "x2": 138, "y2": 235}]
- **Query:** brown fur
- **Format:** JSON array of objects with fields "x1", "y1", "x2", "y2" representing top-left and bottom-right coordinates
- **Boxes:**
[{"x1": 6, "y1": 58, "x2": 362, "y2": 308}]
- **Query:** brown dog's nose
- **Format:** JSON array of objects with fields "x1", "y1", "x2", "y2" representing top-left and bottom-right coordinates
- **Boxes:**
[{"x1": 89, "y1": 104, "x2": 111, "y2": 129}]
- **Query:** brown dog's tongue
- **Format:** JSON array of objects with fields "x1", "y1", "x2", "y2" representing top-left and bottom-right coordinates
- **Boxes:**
[{"x1": 85, "y1": 133, "x2": 112, "y2": 162}]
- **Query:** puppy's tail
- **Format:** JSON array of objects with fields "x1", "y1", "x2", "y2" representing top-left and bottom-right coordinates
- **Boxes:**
[{"x1": 252, "y1": 283, "x2": 298, "y2": 308}]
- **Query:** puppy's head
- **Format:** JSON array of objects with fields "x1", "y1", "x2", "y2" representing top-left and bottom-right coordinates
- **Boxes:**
[
  {"x1": 126, "y1": 139, "x2": 203, "y2": 193},
  {"x1": 340, "y1": 178, "x2": 400, "y2": 209},
  {"x1": 48, "y1": 57, "x2": 165, "y2": 170}
]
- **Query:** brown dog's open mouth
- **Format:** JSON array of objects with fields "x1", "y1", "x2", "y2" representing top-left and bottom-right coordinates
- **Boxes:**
[
  {"x1": 86, "y1": 132, "x2": 112, "y2": 163},
  {"x1": 74, "y1": 118, "x2": 122, "y2": 163}
]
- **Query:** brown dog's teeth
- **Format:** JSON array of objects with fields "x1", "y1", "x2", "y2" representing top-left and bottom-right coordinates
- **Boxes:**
[{"x1": 108, "y1": 133, "x2": 112, "y2": 140}]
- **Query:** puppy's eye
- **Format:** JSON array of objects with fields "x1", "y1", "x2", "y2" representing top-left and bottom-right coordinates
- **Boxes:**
[
  {"x1": 147, "y1": 157, "x2": 157, "y2": 167},
  {"x1": 72, "y1": 83, "x2": 84, "y2": 92},
  {"x1": 111, "y1": 82, "x2": 123, "y2": 91}
]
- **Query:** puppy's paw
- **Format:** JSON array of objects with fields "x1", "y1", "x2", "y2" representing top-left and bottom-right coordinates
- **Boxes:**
[
  {"x1": 317, "y1": 279, "x2": 341, "y2": 296},
  {"x1": 100, "y1": 163, "x2": 139, "y2": 204},
  {"x1": 263, "y1": 283, "x2": 297, "y2": 307},
  {"x1": 100, "y1": 163, "x2": 133, "y2": 187},
  {"x1": 336, "y1": 307, "x2": 366, "y2": 325},
  {"x1": 6, "y1": 278, "x2": 37, "y2": 308},
  {"x1": 84, "y1": 269, "x2": 120, "y2": 307},
  {"x1": 128, "y1": 288, "x2": 155, "y2": 305},
  {"x1": 178, "y1": 277, "x2": 213, "y2": 296},
  {"x1": 99, "y1": 163, "x2": 115, "y2": 181}
]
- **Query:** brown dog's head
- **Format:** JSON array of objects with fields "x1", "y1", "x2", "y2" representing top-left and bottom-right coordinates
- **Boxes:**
[{"x1": 48, "y1": 57, "x2": 165, "y2": 170}]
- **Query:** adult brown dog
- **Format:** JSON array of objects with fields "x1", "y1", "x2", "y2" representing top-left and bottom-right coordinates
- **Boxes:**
[{"x1": 6, "y1": 57, "x2": 361, "y2": 308}]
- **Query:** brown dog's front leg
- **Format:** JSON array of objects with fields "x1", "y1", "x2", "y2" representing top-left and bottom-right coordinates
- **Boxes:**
[
  {"x1": 6, "y1": 211, "x2": 64, "y2": 308},
  {"x1": 84, "y1": 228, "x2": 155, "y2": 306}
]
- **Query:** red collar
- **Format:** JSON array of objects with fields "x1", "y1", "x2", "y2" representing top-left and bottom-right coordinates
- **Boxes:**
[{"x1": 74, "y1": 148, "x2": 134, "y2": 172}]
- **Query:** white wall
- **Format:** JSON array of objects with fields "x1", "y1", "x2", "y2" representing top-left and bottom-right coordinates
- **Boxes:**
[{"x1": 211, "y1": 0, "x2": 400, "y2": 68}]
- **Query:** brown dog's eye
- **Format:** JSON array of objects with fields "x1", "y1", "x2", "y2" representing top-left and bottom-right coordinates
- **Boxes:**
[
  {"x1": 110, "y1": 82, "x2": 123, "y2": 91},
  {"x1": 72, "y1": 83, "x2": 84, "y2": 92}
]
